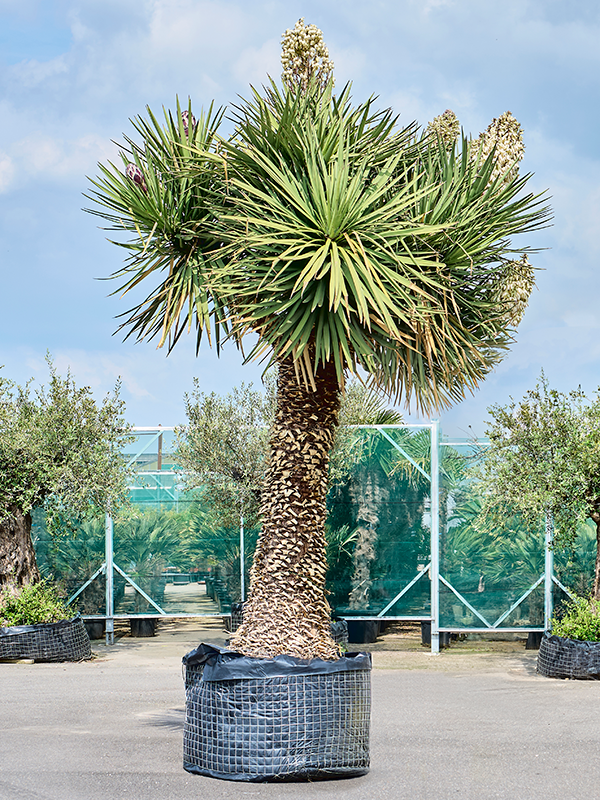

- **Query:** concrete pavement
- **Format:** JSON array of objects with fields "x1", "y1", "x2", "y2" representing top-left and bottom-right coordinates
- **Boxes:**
[{"x1": 1, "y1": 620, "x2": 599, "y2": 800}]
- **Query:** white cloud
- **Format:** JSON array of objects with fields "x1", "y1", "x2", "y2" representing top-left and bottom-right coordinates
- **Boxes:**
[
  {"x1": 148, "y1": 0, "x2": 249, "y2": 56},
  {"x1": 0, "y1": 339, "x2": 265, "y2": 426},
  {"x1": 60, "y1": 0, "x2": 261, "y2": 103},
  {"x1": 386, "y1": 88, "x2": 437, "y2": 129},
  {"x1": 511, "y1": 12, "x2": 600, "y2": 69},
  {"x1": 9, "y1": 55, "x2": 68, "y2": 87},
  {"x1": 328, "y1": 45, "x2": 367, "y2": 86},
  {"x1": 49, "y1": 350, "x2": 151, "y2": 399},
  {"x1": 8, "y1": 134, "x2": 117, "y2": 184},
  {"x1": 232, "y1": 38, "x2": 280, "y2": 88},
  {"x1": 2, "y1": 0, "x2": 600, "y2": 438},
  {"x1": 561, "y1": 312, "x2": 600, "y2": 330},
  {"x1": 0, "y1": 153, "x2": 15, "y2": 192},
  {"x1": 415, "y1": 0, "x2": 455, "y2": 14}
]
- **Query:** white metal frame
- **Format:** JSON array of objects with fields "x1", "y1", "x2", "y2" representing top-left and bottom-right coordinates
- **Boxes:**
[{"x1": 66, "y1": 423, "x2": 564, "y2": 650}]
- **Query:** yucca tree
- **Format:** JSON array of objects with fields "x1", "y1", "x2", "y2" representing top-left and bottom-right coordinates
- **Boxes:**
[{"x1": 86, "y1": 22, "x2": 550, "y2": 659}]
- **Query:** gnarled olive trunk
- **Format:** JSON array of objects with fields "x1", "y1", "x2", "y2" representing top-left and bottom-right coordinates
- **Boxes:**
[
  {"x1": 0, "y1": 506, "x2": 40, "y2": 588},
  {"x1": 229, "y1": 356, "x2": 340, "y2": 660}
]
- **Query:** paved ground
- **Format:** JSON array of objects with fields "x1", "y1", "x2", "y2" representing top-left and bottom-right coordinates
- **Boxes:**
[{"x1": 2, "y1": 620, "x2": 600, "y2": 800}]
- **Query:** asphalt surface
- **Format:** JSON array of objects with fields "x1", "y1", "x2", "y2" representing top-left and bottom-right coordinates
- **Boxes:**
[{"x1": 1, "y1": 620, "x2": 599, "y2": 800}]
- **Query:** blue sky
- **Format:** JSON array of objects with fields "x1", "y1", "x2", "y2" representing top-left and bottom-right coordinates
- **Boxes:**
[{"x1": 0, "y1": 0, "x2": 599, "y2": 435}]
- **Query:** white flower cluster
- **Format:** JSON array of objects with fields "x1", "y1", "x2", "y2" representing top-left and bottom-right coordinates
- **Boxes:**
[
  {"x1": 496, "y1": 254, "x2": 535, "y2": 326},
  {"x1": 281, "y1": 18, "x2": 334, "y2": 93},
  {"x1": 426, "y1": 109, "x2": 460, "y2": 149},
  {"x1": 471, "y1": 111, "x2": 525, "y2": 186}
]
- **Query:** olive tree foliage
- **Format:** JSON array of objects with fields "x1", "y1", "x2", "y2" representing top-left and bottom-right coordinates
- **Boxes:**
[
  {"x1": 175, "y1": 381, "x2": 273, "y2": 529},
  {"x1": 0, "y1": 359, "x2": 133, "y2": 587},
  {"x1": 474, "y1": 374, "x2": 600, "y2": 598}
]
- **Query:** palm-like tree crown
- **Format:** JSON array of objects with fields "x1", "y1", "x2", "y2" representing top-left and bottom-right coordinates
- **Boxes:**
[{"x1": 87, "y1": 82, "x2": 549, "y2": 413}]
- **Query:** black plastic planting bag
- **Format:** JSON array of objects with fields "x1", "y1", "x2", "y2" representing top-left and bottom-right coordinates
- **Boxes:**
[
  {"x1": 537, "y1": 632, "x2": 600, "y2": 680},
  {"x1": 329, "y1": 619, "x2": 349, "y2": 646},
  {"x1": 182, "y1": 643, "x2": 371, "y2": 782},
  {"x1": 0, "y1": 616, "x2": 91, "y2": 662}
]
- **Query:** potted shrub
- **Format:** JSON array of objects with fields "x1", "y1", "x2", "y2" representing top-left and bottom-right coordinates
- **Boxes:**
[
  {"x1": 538, "y1": 596, "x2": 600, "y2": 679},
  {"x1": 0, "y1": 581, "x2": 91, "y2": 662},
  {"x1": 87, "y1": 17, "x2": 549, "y2": 782}
]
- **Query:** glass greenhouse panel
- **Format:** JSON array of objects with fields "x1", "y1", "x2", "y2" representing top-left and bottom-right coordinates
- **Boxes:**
[
  {"x1": 553, "y1": 520, "x2": 597, "y2": 606},
  {"x1": 123, "y1": 428, "x2": 178, "y2": 472},
  {"x1": 34, "y1": 423, "x2": 599, "y2": 634},
  {"x1": 33, "y1": 511, "x2": 107, "y2": 615},
  {"x1": 125, "y1": 428, "x2": 190, "y2": 511},
  {"x1": 327, "y1": 425, "x2": 432, "y2": 619},
  {"x1": 110, "y1": 504, "x2": 256, "y2": 617},
  {"x1": 438, "y1": 439, "x2": 549, "y2": 630}
]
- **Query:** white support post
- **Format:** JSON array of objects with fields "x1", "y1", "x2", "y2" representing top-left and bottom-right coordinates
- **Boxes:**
[
  {"x1": 544, "y1": 511, "x2": 554, "y2": 632},
  {"x1": 105, "y1": 512, "x2": 114, "y2": 645},
  {"x1": 430, "y1": 419, "x2": 440, "y2": 654},
  {"x1": 240, "y1": 515, "x2": 245, "y2": 603}
]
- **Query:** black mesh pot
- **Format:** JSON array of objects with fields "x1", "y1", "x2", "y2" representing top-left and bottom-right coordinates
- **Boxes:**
[
  {"x1": 230, "y1": 602, "x2": 244, "y2": 633},
  {"x1": 182, "y1": 643, "x2": 371, "y2": 782},
  {"x1": 0, "y1": 616, "x2": 91, "y2": 662},
  {"x1": 330, "y1": 619, "x2": 349, "y2": 647},
  {"x1": 130, "y1": 618, "x2": 157, "y2": 637},
  {"x1": 537, "y1": 632, "x2": 600, "y2": 679}
]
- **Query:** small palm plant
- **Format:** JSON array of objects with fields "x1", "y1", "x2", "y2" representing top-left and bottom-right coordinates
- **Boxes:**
[
  {"x1": 86, "y1": 20, "x2": 550, "y2": 659},
  {"x1": 117, "y1": 511, "x2": 182, "y2": 611},
  {"x1": 35, "y1": 515, "x2": 107, "y2": 613}
]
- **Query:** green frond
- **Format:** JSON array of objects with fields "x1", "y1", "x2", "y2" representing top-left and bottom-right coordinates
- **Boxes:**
[
  {"x1": 84, "y1": 99, "x2": 230, "y2": 354},
  {"x1": 86, "y1": 82, "x2": 551, "y2": 413}
]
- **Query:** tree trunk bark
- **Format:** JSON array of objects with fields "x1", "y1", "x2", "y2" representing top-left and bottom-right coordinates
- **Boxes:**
[
  {"x1": 348, "y1": 469, "x2": 388, "y2": 610},
  {"x1": 229, "y1": 355, "x2": 341, "y2": 660},
  {"x1": 0, "y1": 507, "x2": 40, "y2": 588}
]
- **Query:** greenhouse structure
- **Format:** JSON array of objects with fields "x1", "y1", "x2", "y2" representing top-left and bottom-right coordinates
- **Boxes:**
[{"x1": 33, "y1": 424, "x2": 592, "y2": 653}]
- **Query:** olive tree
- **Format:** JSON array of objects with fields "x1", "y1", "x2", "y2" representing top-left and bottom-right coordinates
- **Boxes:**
[
  {"x1": 0, "y1": 360, "x2": 132, "y2": 587},
  {"x1": 476, "y1": 374, "x2": 600, "y2": 598}
]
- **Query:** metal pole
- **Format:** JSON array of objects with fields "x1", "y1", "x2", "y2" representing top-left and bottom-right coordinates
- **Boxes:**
[
  {"x1": 544, "y1": 511, "x2": 554, "y2": 631},
  {"x1": 105, "y1": 512, "x2": 114, "y2": 645},
  {"x1": 430, "y1": 419, "x2": 440, "y2": 654},
  {"x1": 240, "y1": 515, "x2": 245, "y2": 603}
]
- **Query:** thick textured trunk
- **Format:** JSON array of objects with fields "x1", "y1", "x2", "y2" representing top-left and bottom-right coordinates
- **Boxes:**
[
  {"x1": 229, "y1": 356, "x2": 341, "y2": 660},
  {"x1": 348, "y1": 470, "x2": 388, "y2": 610},
  {"x1": 0, "y1": 507, "x2": 40, "y2": 588}
]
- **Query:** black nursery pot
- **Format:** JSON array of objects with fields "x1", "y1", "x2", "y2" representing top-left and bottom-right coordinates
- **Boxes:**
[
  {"x1": 84, "y1": 620, "x2": 105, "y2": 640},
  {"x1": 0, "y1": 616, "x2": 91, "y2": 662},
  {"x1": 537, "y1": 632, "x2": 600, "y2": 679},
  {"x1": 182, "y1": 643, "x2": 371, "y2": 782},
  {"x1": 130, "y1": 618, "x2": 157, "y2": 637},
  {"x1": 346, "y1": 619, "x2": 380, "y2": 644}
]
